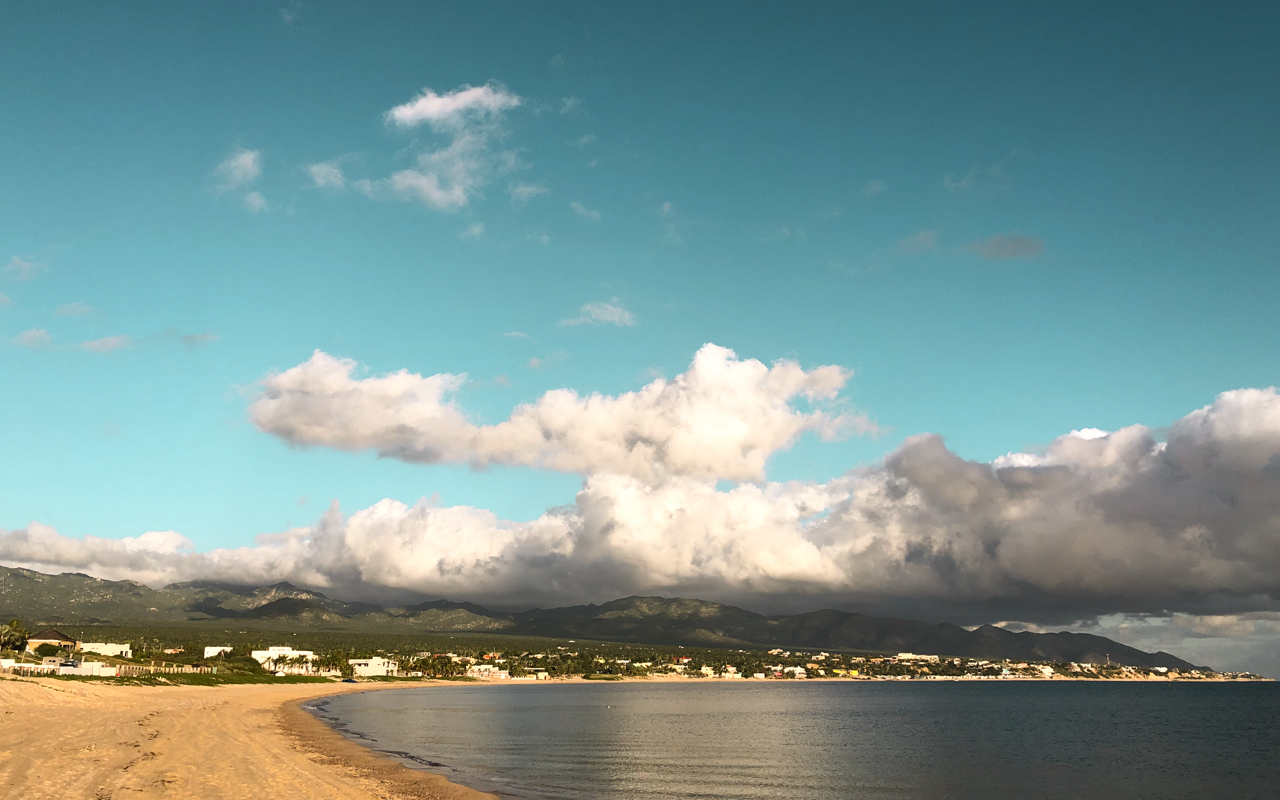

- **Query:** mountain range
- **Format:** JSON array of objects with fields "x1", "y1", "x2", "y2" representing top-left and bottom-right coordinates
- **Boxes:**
[{"x1": 0, "y1": 565, "x2": 1196, "y2": 669}]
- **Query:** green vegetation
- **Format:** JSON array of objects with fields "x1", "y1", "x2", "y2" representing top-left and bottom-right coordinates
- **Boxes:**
[
  {"x1": 0, "y1": 565, "x2": 1199, "y2": 670},
  {"x1": 0, "y1": 618, "x2": 28, "y2": 652}
]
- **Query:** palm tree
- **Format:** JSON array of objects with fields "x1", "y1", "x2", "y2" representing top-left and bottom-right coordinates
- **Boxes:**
[{"x1": 0, "y1": 619, "x2": 29, "y2": 653}]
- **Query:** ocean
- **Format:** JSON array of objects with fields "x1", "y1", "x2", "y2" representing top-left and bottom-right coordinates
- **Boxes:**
[{"x1": 310, "y1": 681, "x2": 1279, "y2": 799}]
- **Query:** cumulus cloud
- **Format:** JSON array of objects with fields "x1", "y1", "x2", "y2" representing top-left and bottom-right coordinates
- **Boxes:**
[
  {"x1": 509, "y1": 183, "x2": 548, "y2": 203},
  {"x1": 570, "y1": 201, "x2": 600, "y2": 221},
  {"x1": 943, "y1": 155, "x2": 1014, "y2": 192},
  {"x1": 9, "y1": 328, "x2": 213, "y2": 354},
  {"x1": 82, "y1": 335, "x2": 134, "y2": 353},
  {"x1": 895, "y1": 229, "x2": 939, "y2": 255},
  {"x1": 212, "y1": 148, "x2": 262, "y2": 192},
  {"x1": 13, "y1": 385, "x2": 1280, "y2": 639},
  {"x1": 308, "y1": 162, "x2": 344, "y2": 189},
  {"x1": 385, "y1": 83, "x2": 520, "y2": 129},
  {"x1": 243, "y1": 191, "x2": 268, "y2": 213},
  {"x1": 460, "y1": 222, "x2": 485, "y2": 239},
  {"x1": 965, "y1": 232, "x2": 1044, "y2": 261},
  {"x1": 14, "y1": 343, "x2": 1280, "y2": 672},
  {"x1": 560, "y1": 298, "x2": 637, "y2": 328},
  {"x1": 249, "y1": 343, "x2": 863, "y2": 484},
  {"x1": 354, "y1": 84, "x2": 525, "y2": 212},
  {"x1": 55, "y1": 301, "x2": 92, "y2": 317},
  {"x1": 0, "y1": 293, "x2": 12, "y2": 307},
  {"x1": 4, "y1": 256, "x2": 46, "y2": 281},
  {"x1": 13, "y1": 328, "x2": 52, "y2": 350}
]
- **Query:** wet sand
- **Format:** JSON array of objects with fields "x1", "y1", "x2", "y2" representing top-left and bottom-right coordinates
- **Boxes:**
[{"x1": 0, "y1": 676, "x2": 494, "y2": 800}]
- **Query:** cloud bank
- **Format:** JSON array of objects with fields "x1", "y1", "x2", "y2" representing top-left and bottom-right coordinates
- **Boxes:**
[{"x1": 5, "y1": 345, "x2": 1280, "y2": 670}]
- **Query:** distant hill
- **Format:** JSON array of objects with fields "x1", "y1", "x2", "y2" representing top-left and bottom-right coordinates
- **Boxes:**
[{"x1": 0, "y1": 565, "x2": 1195, "y2": 669}]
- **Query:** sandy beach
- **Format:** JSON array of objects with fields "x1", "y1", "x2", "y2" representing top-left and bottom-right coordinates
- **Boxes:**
[{"x1": 0, "y1": 676, "x2": 494, "y2": 800}]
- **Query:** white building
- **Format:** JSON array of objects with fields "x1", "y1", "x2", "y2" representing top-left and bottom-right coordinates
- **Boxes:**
[
  {"x1": 465, "y1": 663, "x2": 508, "y2": 680},
  {"x1": 80, "y1": 642, "x2": 133, "y2": 659},
  {"x1": 251, "y1": 646, "x2": 317, "y2": 674},
  {"x1": 204, "y1": 646, "x2": 234, "y2": 659},
  {"x1": 349, "y1": 656, "x2": 399, "y2": 677},
  {"x1": 59, "y1": 661, "x2": 119, "y2": 677},
  {"x1": 896, "y1": 653, "x2": 940, "y2": 663}
]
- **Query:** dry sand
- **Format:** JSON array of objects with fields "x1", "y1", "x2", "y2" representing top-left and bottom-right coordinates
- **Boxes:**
[{"x1": 0, "y1": 676, "x2": 495, "y2": 800}]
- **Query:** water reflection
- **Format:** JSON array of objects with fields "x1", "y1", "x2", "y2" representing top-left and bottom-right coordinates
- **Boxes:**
[{"x1": 317, "y1": 681, "x2": 1280, "y2": 799}]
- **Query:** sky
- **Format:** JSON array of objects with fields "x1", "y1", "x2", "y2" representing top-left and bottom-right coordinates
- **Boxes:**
[{"x1": 2, "y1": 2, "x2": 1279, "y2": 673}]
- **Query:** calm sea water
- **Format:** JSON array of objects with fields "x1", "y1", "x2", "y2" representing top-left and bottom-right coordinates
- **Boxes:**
[{"x1": 311, "y1": 681, "x2": 1280, "y2": 799}]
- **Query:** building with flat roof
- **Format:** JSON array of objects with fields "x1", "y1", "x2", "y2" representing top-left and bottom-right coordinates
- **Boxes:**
[
  {"x1": 81, "y1": 642, "x2": 133, "y2": 659},
  {"x1": 349, "y1": 656, "x2": 399, "y2": 677}
]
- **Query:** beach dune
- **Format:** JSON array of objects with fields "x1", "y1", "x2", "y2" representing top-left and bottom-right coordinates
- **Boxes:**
[{"x1": 0, "y1": 677, "x2": 493, "y2": 800}]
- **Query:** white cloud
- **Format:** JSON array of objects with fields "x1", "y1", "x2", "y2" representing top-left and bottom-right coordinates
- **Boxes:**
[
  {"x1": 55, "y1": 302, "x2": 92, "y2": 317},
  {"x1": 943, "y1": 154, "x2": 1018, "y2": 192},
  {"x1": 15, "y1": 386, "x2": 1280, "y2": 635},
  {"x1": 460, "y1": 222, "x2": 485, "y2": 239},
  {"x1": 862, "y1": 180, "x2": 886, "y2": 198},
  {"x1": 560, "y1": 297, "x2": 637, "y2": 328},
  {"x1": 385, "y1": 83, "x2": 520, "y2": 130},
  {"x1": 10, "y1": 328, "x2": 209, "y2": 354},
  {"x1": 378, "y1": 86, "x2": 521, "y2": 211},
  {"x1": 503, "y1": 331, "x2": 533, "y2": 340},
  {"x1": 570, "y1": 201, "x2": 601, "y2": 221},
  {"x1": 388, "y1": 166, "x2": 471, "y2": 210},
  {"x1": 569, "y1": 134, "x2": 596, "y2": 148},
  {"x1": 308, "y1": 162, "x2": 345, "y2": 189},
  {"x1": 15, "y1": 365, "x2": 1280, "y2": 672},
  {"x1": 895, "y1": 229, "x2": 939, "y2": 255},
  {"x1": 181, "y1": 332, "x2": 219, "y2": 347},
  {"x1": 14, "y1": 328, "x2": 52, "y2": 350},
  {"x1": 250, "y1": 343, "x2": 863, "y2": 484},
  {"x1": 659, "y1": 202, "x2": 672, "y2": 217},
  {"x1": 560, "y1": 96, "x2": 582, "y2": 115},
  {"x1": 212, "y1": 148, "x2": 262, "y2": 192},
  {"x1": 243, "y1": 192, "x2": 268, "y2": 213},
  {"x1": 3, "y1": 256, "x2": 46, "y2": 281},
  {"x1": 964, "y1": 232, "x2": 1044, "y2": 261},
  {"x1": 82, "y1": 335, "x2": 134, "y2": 353},
  {"x1": 509, "y1": 183, "x2": 548, "y2": 203},
  {"x1": 0, "y1": 293, "x2": 11, "y2": 307}
]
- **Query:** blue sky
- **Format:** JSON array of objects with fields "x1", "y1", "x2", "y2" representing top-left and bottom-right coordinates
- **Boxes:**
[{"x1": 3, "y1": 2, "x2": 1280, "y2": 669}]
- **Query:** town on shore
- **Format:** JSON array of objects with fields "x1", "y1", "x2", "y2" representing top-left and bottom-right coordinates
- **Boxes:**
[{"x1": 0, "y1": 619, "x2": 1267, "y2": 683}]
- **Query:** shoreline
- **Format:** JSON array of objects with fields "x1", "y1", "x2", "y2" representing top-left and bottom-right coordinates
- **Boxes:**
[
  {"x1": 278, "y1": 686, "x2": 495, "y2": 800},
  {"x1": 0, "y1": 675, "x2": 493, "y2": 800},
  {"x1": 3, "y1": 673, "x2": 1271, "y2": 798}
]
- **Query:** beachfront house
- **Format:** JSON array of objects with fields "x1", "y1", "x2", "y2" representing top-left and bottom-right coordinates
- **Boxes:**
[
  {"x1": 349, "y1": 656, "x2": 399, "y2": 677},
  {"x1": 251, "y1": 646, "x2": 318, "y2": 674},
  {"x1": 81, "y1": 642, "x2": 133, "y2": 659},
  {"x1": 26, "y1": 628, "x2": 78, "y2": 653},
  {"x1": 204, "y1": 646, "x2": 233, "y2": 659},
  {"x1": 465, "y1": 663, "x2": 509, "y2": 680}
]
